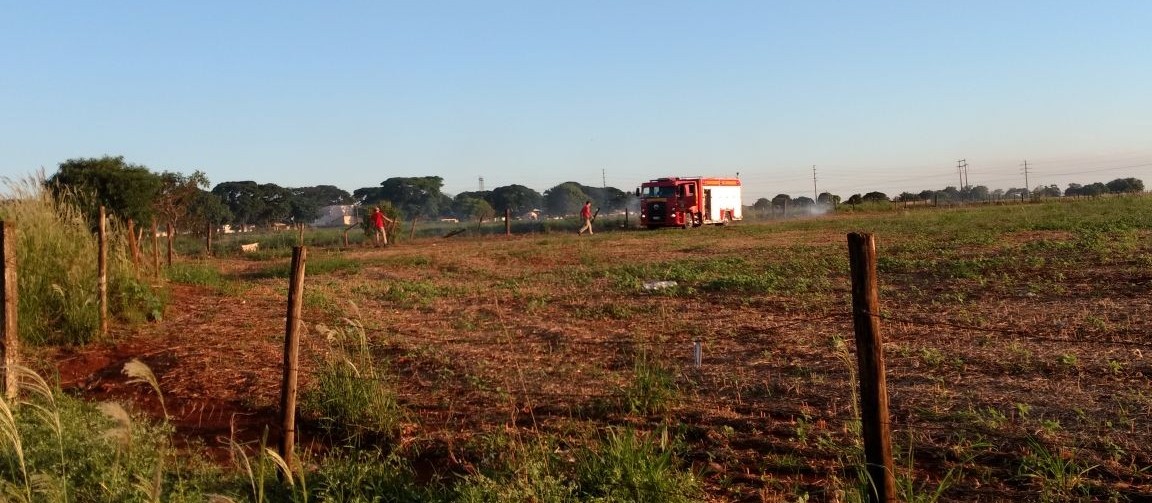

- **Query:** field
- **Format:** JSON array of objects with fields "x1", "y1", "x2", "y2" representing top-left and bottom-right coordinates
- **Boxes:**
[{"x1": 46, "y1": 197, "x2": 1152, "y2": 501}]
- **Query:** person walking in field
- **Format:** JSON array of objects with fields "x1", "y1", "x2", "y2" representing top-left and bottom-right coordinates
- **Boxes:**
[
  {"x1": 578, "y1": 200, "x2": 594, "y2": 235},
  {"x1": 371, "y1": 206, "x2": 393, "y2": 246}
]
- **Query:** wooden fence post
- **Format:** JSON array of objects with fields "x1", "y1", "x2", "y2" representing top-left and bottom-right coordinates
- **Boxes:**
[
  {"x1": 847, "y1": 232, "x2": 896, "y2": 503},
  {"x1": 98, "y1": 207, "x2": 108, "y2": 338},
  {"x1": 505, "y1": 209, "x2": 511, "y2": 236},
  {"x1": 279, "y1": 246, "x2": 306, "y2": 468},
  {"x1": 206, "y1": 222, "x2": 213, "y2": 256},
  {"x1": 0, "y1": 222, "x2": 19, "y2": 400},
  {"x1": 409, "y1": 216, "x2": 417, "y2": 241},
  {"x1": 127, "y1": 218, "x2": 140, "y2": 266},
  {"x1": 151, "y1": 219, "x2": 160, "y2": 278},
  {"x1": 165, "y1": 222, "x2": 174, "y2": 267}
]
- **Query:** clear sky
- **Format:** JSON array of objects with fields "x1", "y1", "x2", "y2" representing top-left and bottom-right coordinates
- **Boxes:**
[{"x1": 3, "y1": 1, "x2": 1150, "y2": 203}]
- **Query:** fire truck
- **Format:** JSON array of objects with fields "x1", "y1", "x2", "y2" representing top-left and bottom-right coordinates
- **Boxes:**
[{"x1": 635, "y1": 177, "x2": 742, "y2": 229}]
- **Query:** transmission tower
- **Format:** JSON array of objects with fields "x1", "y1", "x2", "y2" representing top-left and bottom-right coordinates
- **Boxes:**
[
  {"x1": 1021, "y1": 160, "x2": 1030, "y2": 194},
  {"x1": 479, "y1": 177, "x2": 485, "y2": 192},
  {"x1": 812, "y1": 165, "x2": 818, "y2": 201}
]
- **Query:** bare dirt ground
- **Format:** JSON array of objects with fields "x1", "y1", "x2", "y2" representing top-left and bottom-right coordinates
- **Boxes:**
[{"x1": 42, "y1": 226, "x2": 1152, "y2": 501}]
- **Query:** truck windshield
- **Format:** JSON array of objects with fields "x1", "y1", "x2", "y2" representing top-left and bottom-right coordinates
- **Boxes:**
[{"x1": 644, "y1": 186, "x2": 676, "y2": 197}]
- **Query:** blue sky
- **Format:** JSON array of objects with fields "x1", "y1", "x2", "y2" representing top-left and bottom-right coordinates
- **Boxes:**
[{"x1": 3, "y1": 1, "x2": 1150, "y2": 202}]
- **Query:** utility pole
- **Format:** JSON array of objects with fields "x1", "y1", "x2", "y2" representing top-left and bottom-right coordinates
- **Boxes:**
[
  {"x1": 1021, "y1": 160, "x2": 1030, "y2": 194},
  {"x1": 962, "y1": 159, "x2": 969, "y2": 189},
  {"x1": 957, "y1": 159, "x2": 965, "y2": 190},
  {"x1": 602, "y1": 168, "x2": 607, "y2": 188},
  {"x1": 812, "y1": 165, "x2": 818, "y2": 202}
]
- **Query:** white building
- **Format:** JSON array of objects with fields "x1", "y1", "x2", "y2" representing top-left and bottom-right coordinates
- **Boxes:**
[{"x1": 312, "y1": 205, "x2": 357, "y2": 227}]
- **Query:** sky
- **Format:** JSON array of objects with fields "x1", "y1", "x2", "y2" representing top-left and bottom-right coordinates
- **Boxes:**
[{"x1": 2, "y1": 1, "x2": 1150, "y2": 203}]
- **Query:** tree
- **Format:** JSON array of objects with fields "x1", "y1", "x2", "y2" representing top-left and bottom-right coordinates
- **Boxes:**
[
  {"x1": 211, "y1": 181, "x2": 297, "y2": 227},
  {"x1": 293, "y1": 185, "x2": 354, "y2": 207},
  {"x1": 1106, "y1": 177, "x2": 1144, "y2": 193},
  {"x1": 452, "y1": 195, "x2": 494, "y2": 221},
  {"x1": 897, "y1": 192, "x2": 919, "y2": 202},
  {"x1": 378, "y1": 176, "x2": 446, "y2": 219},
  {"x1": 968, "y1": 185, "x2": 990, "y2": 201},
  {"x1": 543, "y1": 182, "x2": 590, "y2": 216},
  {"x1": 490, "y1": 184, "x2": 543, "y2": 216},
  {"x1": 793, "y1": 196, "x2": 815, "y2": 208},
  {"x1": 257, "y1": 183, "x2": 294, "y2": 225},
  {"x1": 1004, "y1": 187, "x2": 1028, "y2": 199},
  {"x1": 1033, "y1": 184, "x2": 1061, "y2": 197},
  {"x1": 771, "y1": 194, "x2": 791, "y2": 208},
  {"x1": 212, "y1": 181, "x2": 264, "y2": 227},
  {"x1": 917, "y1": 190, "x2": 937, "y2": 201},
  {"x1": 817, "y1": 192, "x2": 840, "y2": 206},
  {"x1": 752, "y1": 198, "x2": 771, "y2": 211},
  {"x1": 846, "y1": 194, "x2": 863, "y2": 205},
  {"x1": 862, "y1": 192, "x2": 889, "y2": 203},
  {"x1": 288, "y1": 197, "x2": 322, "y2": 225},
  {"x1": 186, "y1": 190, "x2": 232, "y2": 233},
  {"x1": 46, "y1": 155, "x2": 162, "y2": 226},
  {"x1": 352, "y1": 186, "x2": 388, "y2": 207},
  {"x1": 154, "y1": 170, "x2": 210, "y2": 232},
  {"x1": 583, "y1": 186, "x2": 631, "y2": 212}
]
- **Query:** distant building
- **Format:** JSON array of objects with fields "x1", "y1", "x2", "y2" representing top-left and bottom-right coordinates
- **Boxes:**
[{"x1": 312, "y1": 205, "x2": 357, "y2": 227}]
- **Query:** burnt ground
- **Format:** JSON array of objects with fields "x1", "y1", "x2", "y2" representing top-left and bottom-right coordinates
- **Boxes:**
[{"x1": 41, "y1": 225, "x2": 1152, "y2": 502}]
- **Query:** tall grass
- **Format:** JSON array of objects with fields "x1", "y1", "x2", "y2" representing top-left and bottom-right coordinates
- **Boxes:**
[
  {"x1": 300, "y1": 314, "x2": 404, "y2": 445},
  {"x1": 0, "y1": 176, "x2": 162, "y2": 344}
]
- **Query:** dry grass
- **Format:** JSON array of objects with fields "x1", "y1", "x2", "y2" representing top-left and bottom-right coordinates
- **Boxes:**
[{"x1": 57, "y1": 198, "x2": 1152, "y2": 501}]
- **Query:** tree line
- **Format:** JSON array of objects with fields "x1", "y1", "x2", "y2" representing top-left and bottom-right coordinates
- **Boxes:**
[
  {"x1": 752, "y1": 178, "x2": 1146, "y2": 211},
  {"x1": 42, "y1": 156, "x2": 634, "y2": 232},
  {"x1": 43, "y1": 156, "x2": 1146, "y2": 231}
]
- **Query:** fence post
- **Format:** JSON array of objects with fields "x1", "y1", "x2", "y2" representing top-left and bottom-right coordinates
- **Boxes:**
[
  {"x1": 409, "y1": 216, "x2": 418, "y2": 241},
  {"x1": 98, "y1": 206, "x2": 108, "y2": 338},
  {"x1": 127, "y1": 218, "x2": 140, "y2": 266},
  {"x1": 165, "y1": 222, "x2": 174, "y2": 267},
  {"x1": 151, "y1": 219, "x2": 160, "y2": 278},
  {"x1": 206, "y1": 221, "x2": 213, "y2": 256},
  {"x1": 847, "y1": 232, "x2": 896, "y2": 503},
  {"x1": 279, "y1": 246, "x2": 306, "y2": 468},
  {"x1": 0, "y1": 222, "x2": 19, "y2": 400},
  {"x1": 505, "y1": 208, "x2": 511, "y2": 236}
]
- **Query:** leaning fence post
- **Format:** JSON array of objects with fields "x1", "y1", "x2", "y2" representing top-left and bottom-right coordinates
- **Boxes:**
[
  {"x1": 98, "y1": 206, "x2": 108, "y2": 338},
  {"x1": 279, "y1": 246, "x2": 306, "y2": 468},
  {"x1": 0, "y1": 222, "x2": 19, "y2": 400},
  {"x1": 847, "y1": 232, "x2": 896, "y2": 503},
  {"x1": 409, "y1": 216, "x2": 418, "y2": 241},
  {"x1": 505, "y1": 208, "x2": 511, "y2": 236}
]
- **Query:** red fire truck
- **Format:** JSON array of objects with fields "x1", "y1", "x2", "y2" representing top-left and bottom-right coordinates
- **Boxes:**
[{"x1": 636, "y1": 177, "x2": 742, "y2": 229}]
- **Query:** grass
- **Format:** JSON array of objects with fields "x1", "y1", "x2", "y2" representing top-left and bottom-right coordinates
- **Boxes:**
[
  {"x1": 16, "y1": 194, "x2": 1152, "y2": 501},
  {"x1": 0, "y1": 175, "x2": 164, "y2": 344},
  {"x1": 299, "y1": 316, "x2": 404, "y2": 445}
]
